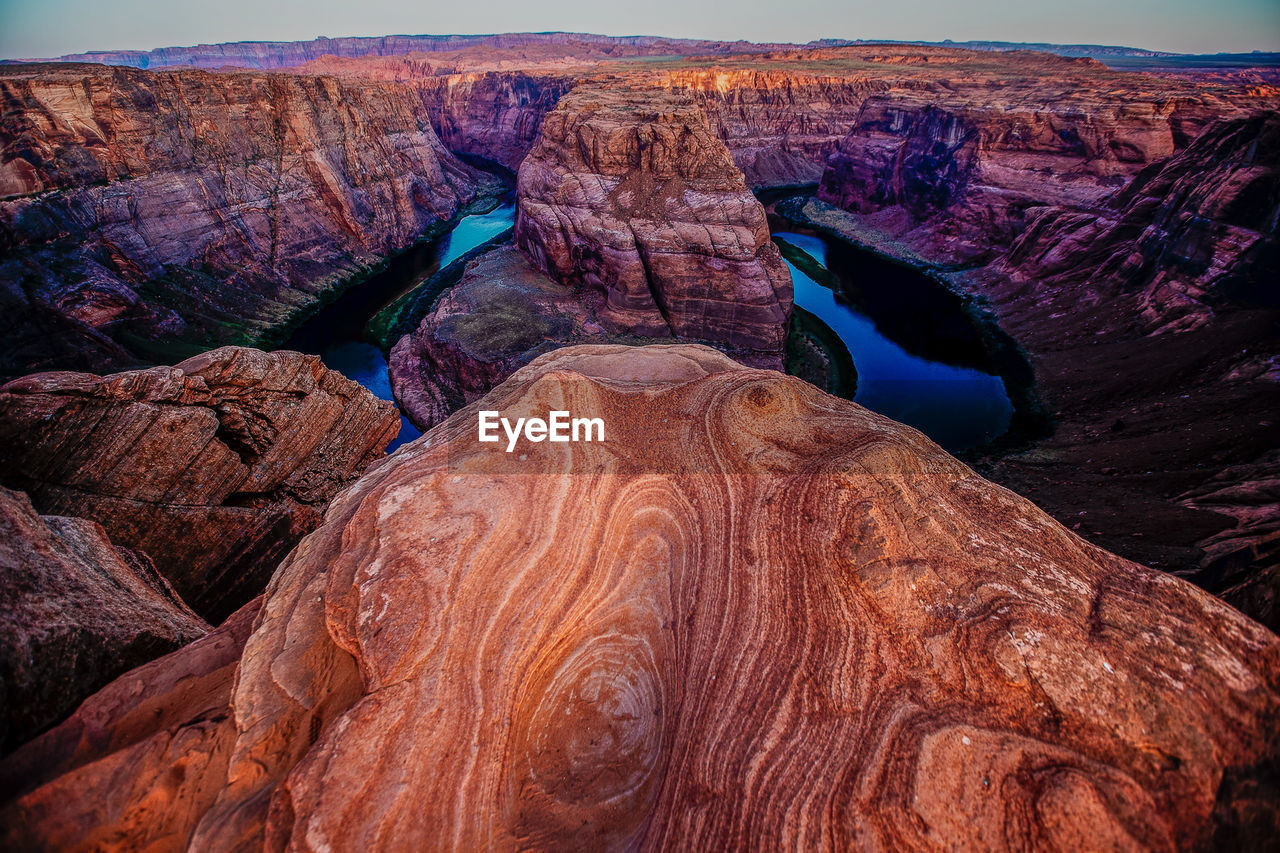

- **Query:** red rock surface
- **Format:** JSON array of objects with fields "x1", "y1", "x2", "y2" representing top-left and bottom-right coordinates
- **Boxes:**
[
  {"x1": 514, "y1": 88, "x2": 793, "y2": 366},
  {"x1": 0, "y1": 63, "x2": 495, "y2": 378},
  {"x1": 802, "y1": 103, "x2": 1280, "y2": 625},
  {"x1": 0, "y1": 347, "x2": 399, "y2": 621},
  {"x1": 0, "y1": 486, "x2": 208, "y2": 752},
  {"x1": 0, "y1": 596, "x2": 260, "y2": 850},
  {"x1": 4, "y1": 344, "x2": 1278, "y2": 849}
]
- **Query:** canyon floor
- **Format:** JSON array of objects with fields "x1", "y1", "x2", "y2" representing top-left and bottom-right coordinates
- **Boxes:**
[{"x1": 1, "y1": 31, "x2": 1278, "y2": 850}]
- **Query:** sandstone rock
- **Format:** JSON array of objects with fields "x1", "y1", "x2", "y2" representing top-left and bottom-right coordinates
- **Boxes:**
[
  {"x1": 7, "y1": 344, "x2": 1277, "y2": 849},
  {"x1": 0, "y1": 596, "x2": 260, "y2": 850},
  {"x1": 0, "y1": 486, "x2": 208, "y2": 752},
  {"x1": 0, "y1": 63, "x2": 496, "y2": 378},
  {"x1": 999, "y1": 112, "x2": 1280, "y2": 334},
  {"x1": 514, "y1": 88, "x2": 793, "y2": 366},
  {"x1": 389, "y1": 244, "x2": 635, "y2": 430},
  {"x1": 0, "y1": 347, "x2": 399, "y2": 621}
]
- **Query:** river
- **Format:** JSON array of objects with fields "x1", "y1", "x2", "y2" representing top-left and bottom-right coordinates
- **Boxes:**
[{"x1": 287, "y1": 199, "x2": 1020, "y2": 455}]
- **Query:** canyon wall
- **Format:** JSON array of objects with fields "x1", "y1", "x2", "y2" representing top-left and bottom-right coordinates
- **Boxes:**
[
  {"x1": 0, "y1": 347, "x2": 399, "y2": 622},
  {"x1": 0, "y1": 486, "x2": 208, "y2": 751},
  {"x1": 514, "y1": 88, "x2": 792, "y2": 366},
  {"x1": 5, "y1": 344, "x2": 1278, "y2": 849},
  {"x1": 0, "y1": 63, "x2": 494, "y2": 378},
  {"x1": 807, "y1": 89, "x2": 1280, "y2": 619}
]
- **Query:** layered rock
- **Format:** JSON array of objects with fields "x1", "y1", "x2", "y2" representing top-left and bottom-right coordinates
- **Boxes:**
[
  {"x1": 0, "y1": 347, "x2": 399, "y2": 621},
  {"x1": 0, "y1": 63, "x2": 494, "y2": 378},
  {"x1": 0, "y1": 486, "x2": 208, "y2": 752},
  {"x1": 515, "y1": 88, "x2": 793, "y2": 366},
  {"x1": 5, "y1": 344, "x2": 1278, "y2": 850},
  {"x1": 389, "y1": 244, "x2": 676, "y2": 430},
  {"x1": 0, "y1": 596, "x2": 260, "y2": 849},
  {"x1": 997, "y1": 112, "x2": 1280, "y2": 334}
]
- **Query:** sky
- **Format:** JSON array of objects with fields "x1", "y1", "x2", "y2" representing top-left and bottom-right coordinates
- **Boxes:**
[{"x1": 1, "y1": 0, "x2": 1278, "y2": 60}]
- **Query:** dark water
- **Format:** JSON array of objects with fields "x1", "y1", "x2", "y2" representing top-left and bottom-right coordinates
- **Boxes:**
[
  {"x1": 775, "y1": 231, "x2": 1015, "y2": 451},
  {"x1": 286, "y1": 201, "x2": 516, "y2": 452}
]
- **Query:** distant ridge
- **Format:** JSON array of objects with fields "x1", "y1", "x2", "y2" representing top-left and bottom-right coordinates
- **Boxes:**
[{"x1": 10, "y1": 31, "x2": 1278, "y2": 72}]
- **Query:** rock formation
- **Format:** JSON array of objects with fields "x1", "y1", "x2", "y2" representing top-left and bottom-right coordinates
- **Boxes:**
[
  {"x1": 0, "y1": 596, "x2": 261, "y2": 850},
  {"x1": 388, "y1": 245, "x2": 624, "y2": 430},
  {"x1": 998, "y1": 112, "x2": 1280, "y2": 334},
  {"x1": 0, "y1": 63, "x2": 496, "y2": 378},
  {"x1": 5, "y1": 344, "x2": 1277, "y2": 850},
  {"x1": 807, "y1": 98, "x2": 1280, "y2": 624},
  {"x1": 0, "y1": 347, "x2": 399, "y2": 621},
  {"x1": 0, "y1": 486, "x2": 208, "y2": 752},
  {"x1": 515, "y1": 88, "x2": 793, "y2": 366}
]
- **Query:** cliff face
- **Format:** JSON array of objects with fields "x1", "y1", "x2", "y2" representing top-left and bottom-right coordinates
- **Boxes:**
[
  {"x1": 5, "y1": 344, "x2": 1278, "y2": 850},
  {"x1": 0, "y1": 347, "x2": 399, "y2": 622},
  {"x1": 42, "y1": 32, "x2": 810, "y2": 71},
  {"x1": 416, "y1": 72, "x2": 576, "y2": 171},
  {"x1": 998, "y1": 112, "x2": 1280, "y2": 334},
  {"x1": 0, "y1": 486, "x2": 208, "y2": 752},
  {"x1": 0, "y1": 63, "x2": 494, "y2": 378},
  {"x1": 815, "y1": 89, "x2": 1234, "y2": 264},
  {"x1": 514, "y1": 88, "x2": 792, "y2": 365}
]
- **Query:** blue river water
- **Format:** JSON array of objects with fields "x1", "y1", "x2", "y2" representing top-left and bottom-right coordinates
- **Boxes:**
[
  {"x1": 287, "y1": 201, "x2": 516, "y2": 452},
  {"x1": 291, "y1": 206, "x2": 1012, "y2": 455},
  {"x1": 775, "y1": 231, "x2": 1013, "y2": 451}
]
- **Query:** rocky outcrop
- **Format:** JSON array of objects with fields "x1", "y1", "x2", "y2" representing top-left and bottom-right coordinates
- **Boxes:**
[
  {"x1": 0, "y1": 486, "x2": 208, "y2": 752},
  {"x1": 806, "y1": 104, "x2": 1280, "y2": 622},
  {"x1": 389, "y1": 245, "x2": 672, "y2": 430},
  {"x1": 0, "y1": 63, "x2": 495, "y2": 378},
  {"x1": 0, "y1": 347, "x2": 399, "y2": 621},
  {"x1": 515, "y1": 88, "x2": 793, "y2": 366},
  {"x1": 5, "y1": 344, "x2": 1278, "y2": 850},
  {"x1": 998, "y1": 112, "x2": 1280, "y2": 334},
  {"x1": 0, "y1": 596, "x2": 260, "y2": 850}
]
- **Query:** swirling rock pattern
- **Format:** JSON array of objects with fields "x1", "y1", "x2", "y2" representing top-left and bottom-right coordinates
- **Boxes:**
[
  {"x1": 6, "y1": 344, "x2": 1277, "y2": 850},
  {"x1": 0, "y1": 486, "x2": 208, "y2": 751},
  {"x1": 0, "y1": 347, "x2": 399, "y2": 621},
  {"x1": 514, "y1": 89, "x2": 793, "y2": 367}
]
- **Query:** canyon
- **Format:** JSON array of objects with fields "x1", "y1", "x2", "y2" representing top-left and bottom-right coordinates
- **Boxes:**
[
  {"x1": 0, "y1": 347, "x2": 399, "y2": 622},
  {"x1": 5, "y1": 345, "x2": 1279, "y2": 849},
  {"x1": 0, "y1": 63, "x2": 498, "y2": 379},
  {"x1": 0, "y1": 31, "x2": 1278, "y2": 849}
]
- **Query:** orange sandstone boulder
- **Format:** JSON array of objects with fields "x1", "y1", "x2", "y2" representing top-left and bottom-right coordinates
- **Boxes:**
[
  {"x1": 4, "y1": 343, "x2": 1277, "y2": 850},
  {"x1": 0, "y1": 347, "x2": 399, "y2": 621}
]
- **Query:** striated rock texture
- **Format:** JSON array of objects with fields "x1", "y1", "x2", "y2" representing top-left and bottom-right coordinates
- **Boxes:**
[
  {"x1": 6, "y1": 344, "x2": 1278, "y2": 850},
  {"x1": 0, "y1": 63, "x2": 493, "y2": 378},
  {"x1": 389, "y1": 244, "x2": 671, "y2": 430},
  {"x1": 0, "y1": 596, "x2": 260, "y2": 850},
  {"x1": 0, "y1": 486, "x2": 208, "y2": 752},
  {"x1": 0, "y1": 347, "x2": 399, "y2": 622},
  {"x1": 997, "y1": 112, "x2": 1280, "y2": 334},
  {"x1": 515, "y1": 89, "x2": 793, "y2": 366}
]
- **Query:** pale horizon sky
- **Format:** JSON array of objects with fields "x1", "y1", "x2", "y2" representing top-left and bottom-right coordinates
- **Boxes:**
[{"x1": 1, "y1": 0, "x2": 1278, "y2": 61}]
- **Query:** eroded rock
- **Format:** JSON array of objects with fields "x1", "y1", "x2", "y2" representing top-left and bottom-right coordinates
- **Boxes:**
[
  {"x1": 514, "y1": 88, "x2": 793, "y2": 366},
  {"x1": 0, "y1": 486, "x2": 208, "y2": 752},
  {"x1": 6, "y1": 344, "x2": 1276, "y2": 850},
  {"x1": 0, "y1": 347, "x2": 399, "y2": 621}
]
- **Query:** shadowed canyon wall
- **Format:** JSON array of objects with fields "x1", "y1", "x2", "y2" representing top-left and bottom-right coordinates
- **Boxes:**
[
  {"x1": 3, "y1": 345, "x2": 1278, "y2": 850},
  {"x1": 0, "y1": 63, "x2": 495, "y2": 379}
]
